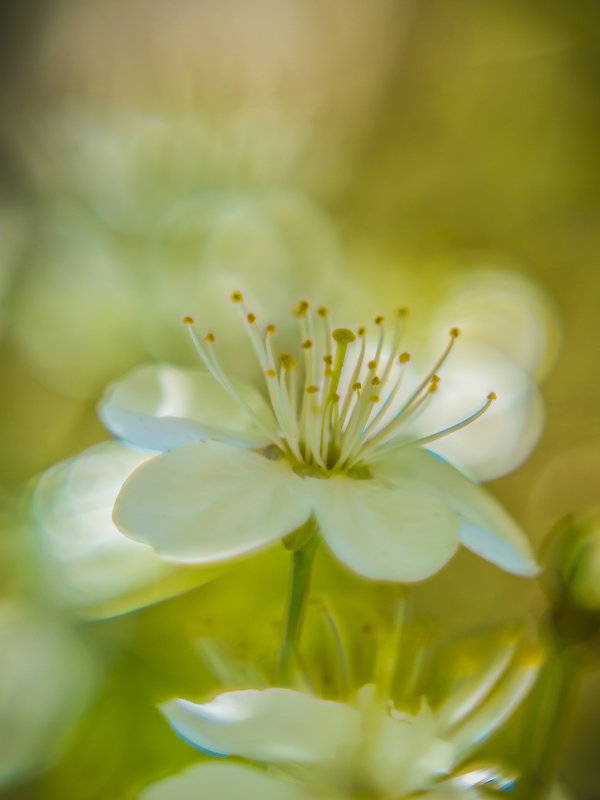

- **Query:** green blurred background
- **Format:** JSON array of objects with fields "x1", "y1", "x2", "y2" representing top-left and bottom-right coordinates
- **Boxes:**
[{"x1": 0, "y1": 1, "x2": 599, "y2": 797}]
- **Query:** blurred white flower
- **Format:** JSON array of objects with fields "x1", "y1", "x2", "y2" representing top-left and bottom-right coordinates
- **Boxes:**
[
  {"x1": 430, "y1": 265, "x2": 561, "y2": 383},
  {"x1": 141, "y1": 637, "x2": 541, "y2": 799},
  {"x1": 107, "y1": 296, "x2": 540, "y2": 582},
  {"x1": 31, "y1": 442, "x2": 224, "y2": 617}
]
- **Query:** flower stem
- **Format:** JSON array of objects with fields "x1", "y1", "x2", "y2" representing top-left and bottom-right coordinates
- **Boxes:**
[{"x1": 276, "y1": 532, "x2": 319, "y2": 684}]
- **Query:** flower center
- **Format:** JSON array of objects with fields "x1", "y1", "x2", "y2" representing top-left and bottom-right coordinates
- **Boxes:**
[{"x1": 182, "y1": 294, "x2": 496, "y2": 475}]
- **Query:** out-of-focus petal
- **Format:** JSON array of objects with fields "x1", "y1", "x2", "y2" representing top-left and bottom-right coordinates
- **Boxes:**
[
  {"x1": 448, "y1": 643, "x2": 543, "y2": 761},
  {"x1": 372, "y1": 448, "x2": 537, "y2": 576},
  {"x1": 32, "y1": 442, "x2": 219, "y2": 617},
  {"x1": 114, "y1": 442, "x2": 312, "y2": 563},
  {"x1": 430, "y1": 266, "x2": 561, "y2": 381},
  {"x1": 371, "y1": 710, "x2": 454, "y2": 795},
  {"x1": 139, "y1": 762, "x2": 307, "y2": 800},
  {"x1": 160, "y1": 688, "x2": 360, "y2": 765},
  {"x1": 308, "y1": 474, "x2": 458, "y2": 582},
  {"x1": 398, "y1": 342, "x2": 544, "y2": 481},
  {"x1": 98, "y1": 364, "x2": 274, "y2": 451}
]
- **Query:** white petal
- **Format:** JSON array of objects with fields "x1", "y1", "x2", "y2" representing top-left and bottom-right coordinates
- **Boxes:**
[
  {"x1": 114, "y1": 442, "x2": 312, "y2": 562},
  {"x1": 139, "y1": 762, "x2": 306, "y2": 800},
  {"x1": 372, "y1": 448, "x2": 538, "y2": 576},
  {"x1": 160, "y1": 688, "x2": 360, "y2": 765},
  {"x1": 430, "y1": 266, "x2": 561, "y2": 381},
  {"x1": 32, "y1": 443, "x2": 179, "y2": 613},
  {"x1": 308, "y1": 475, "x2": 459, "y2": 582},
  {"x1": 397, "y1": 343, "x2": 545, "y2": 481},
  {"x1": 370, "y1": 713, "x2": 454, "y2": 795},
  {"x1": 98, "y1": 363, "x2": 274, "y2": 451}
]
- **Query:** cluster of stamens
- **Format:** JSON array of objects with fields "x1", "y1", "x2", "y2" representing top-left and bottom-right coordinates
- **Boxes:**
[{"x1": 182, "y1": 294, "x2": 496, "y2": 475}]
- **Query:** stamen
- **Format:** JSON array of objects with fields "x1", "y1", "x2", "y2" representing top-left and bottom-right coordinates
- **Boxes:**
[
  {"x1": 294, "y1": 299, "x2": 310, "y2": 318},
  {"x1": 397, "y1": 327, "x2": 461, "y2": 416},
  {"x1": 329, "y1": 328, "x2": 356, "y2": 400},
  {"x1": 187, "y1": 298, "x2": 497, "y2": 476},
  {"x1": 263, "y1": 333, "x2": 298, "y2": 445},
  {"x1": 338, "y1": 329, "x2": 367, "y2": 429},
  {"x1": 364, "y1": 352, "x2": 411, "y2": 433},
  {"x1": 317, "y1": 306, "x2": 332, "y2": 354},
  {"x1": 371, "y1": 392, "x2": 497, "y2": 459},
  {"x1": 184, "y1": 324, "x2": 282, "y2": 446}
]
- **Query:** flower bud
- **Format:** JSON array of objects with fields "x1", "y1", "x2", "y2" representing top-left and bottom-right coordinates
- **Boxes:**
[
  {"x1": 540, "y1": 509, "x2": 600, "y2": 643},
  {"x1": 542, "y1": 509, "x2": 600, "y2": 610}
]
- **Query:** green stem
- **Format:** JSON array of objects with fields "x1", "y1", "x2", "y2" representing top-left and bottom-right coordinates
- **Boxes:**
[{"x1": 276, "y1": 535, "x2": 319, "y2": 684}]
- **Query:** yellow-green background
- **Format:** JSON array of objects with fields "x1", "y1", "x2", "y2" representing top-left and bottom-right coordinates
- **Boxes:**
[{"x1": 1, "y1": 1, "x2": 599, "y2": 798}]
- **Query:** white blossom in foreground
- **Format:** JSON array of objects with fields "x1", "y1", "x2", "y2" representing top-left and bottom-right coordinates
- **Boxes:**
[
  {"x1": 104, "y1": 294, "x2": 539, "y2": 582},
  {"x1": 141, "y1": 639, "x2": 541, "y2": 799}
]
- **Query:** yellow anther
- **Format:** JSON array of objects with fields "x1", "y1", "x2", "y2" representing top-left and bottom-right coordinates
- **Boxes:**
[
  {"x1": 371, "y1": 376, "x2": 381, "y2": 386},
  {"x1": 230, "y1": 290, "x2": 243, "y2": 303},
  {"x1": 294, "y1": 300, "x2": 310, "y2": 317},
  {"x1": 352, "y1": 382, "x2": 362, "y2": 391},
  {"x1": 397, "y1": 307, "x2": 409, "y2": 317},
  {"x1": 324, "y1": 367, "x2": 333, "y2": 377},
  {"x1": 488, "y1": 391, "x2": 497, "y2": 401},
  {"x1": 280, "y1": 353, "x2": 295, "y2": 370},
  {"x1": 332, "y1": 328, "x2": 356, "y2": 344},
  {"x1": 266, "y1": 324, "x2": 276, "y2": 334},
  {"x1": 204, "y1": 332, "x2": 216, "y2": 343},
  {"x1": 399, "y1": 352, "x2": 410, "y2": 363},
  {"x1": 266, "y1": 369, "x2": 276, "y2": 378},
  {"x1": 317, "y1": 306, "x2": 328, "y2": 317},
  {"x1": 369, "y1": 395, "x2": 380, "y2": 403},
  {"x1": 357, "y1": 326, "x2": 366, "y2": 336},
  {"x1": 301, "y1": 339, "x2": 313, "y2": 349},
  {"x1": 368, "y1": 359, "x2": 377, "y2": 370},
  {"x1": 331, "y1": 393, "x2": 340, "y2": 403},
  {"x1": 306, "y1": 385, "x2": 319, "y2": 394},
  {"x1": 449, "y1": 326, "x2": 461, "y2": 338},
  {"x1": 182, "y1": 315, "x2": 194, "y2": 325},
  {"x1": 247, "y1": 312, "x2": 256, "y2": 324},
  {"x1": 323, "y1": 355, "x2": 333, "y2": 366},
  {"x1": 428, "y1": 382, "x2": 438, "y2": 393},
  {"x1": 431, "y1": 374, "x2": 440, "y2": 383},
  {"x1": 374, "y1": 315, "x2": 384, "y2": 325}
]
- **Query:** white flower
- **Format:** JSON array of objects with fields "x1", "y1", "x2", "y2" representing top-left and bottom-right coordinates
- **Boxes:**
[
  {"x1": 103, "y1": 294, "x2": 539, "y2": 582},
  {"x1": 140, "y1": 638, "x2": 541, "y2": 799},
  {"x1": 31, "y1": 442, "x2": 225, "y2": 617}
]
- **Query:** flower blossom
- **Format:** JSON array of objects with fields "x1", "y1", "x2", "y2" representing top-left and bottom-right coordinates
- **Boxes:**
[
  {"x1": 104, "y1": 293, "x2": 539, "y2": 582},
  {"x1": 140, "y1": 636, "x2": 541, "y2": 799}
]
